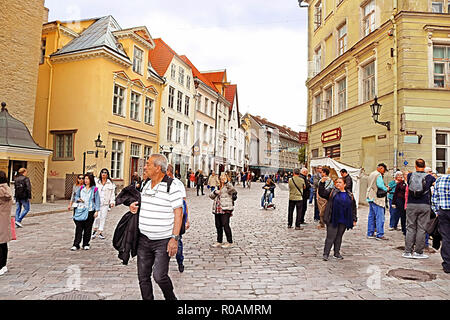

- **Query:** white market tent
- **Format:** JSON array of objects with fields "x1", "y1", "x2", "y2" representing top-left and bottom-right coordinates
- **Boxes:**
[{"x1": 310, "y1": 157, "x2": 362, "y2": 208}]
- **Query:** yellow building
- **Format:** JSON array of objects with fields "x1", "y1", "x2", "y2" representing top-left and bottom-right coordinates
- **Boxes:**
[
  {"x1": 303, "y1": 0, "x2": 450, "y2": 185},
  {"x1": 34, "y1": 16, "x2": 164, "y2": 198}
]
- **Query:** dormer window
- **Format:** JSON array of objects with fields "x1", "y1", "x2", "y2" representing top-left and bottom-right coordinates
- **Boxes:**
[{"x1": 133, "y1": 46, "x2": 143, "y2": 74}]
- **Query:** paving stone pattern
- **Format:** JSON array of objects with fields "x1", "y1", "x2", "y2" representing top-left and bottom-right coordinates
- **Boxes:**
[{"x1": 2, "y1": 182, "x2": 449, "y2": 300}]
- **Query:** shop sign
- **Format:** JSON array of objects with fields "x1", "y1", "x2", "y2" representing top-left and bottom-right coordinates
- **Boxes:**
[{"x1": 321, "y1": 127, "x2": 342, "y2": 144}]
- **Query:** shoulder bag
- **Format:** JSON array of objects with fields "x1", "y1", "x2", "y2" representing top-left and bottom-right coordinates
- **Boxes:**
[{"x1": 291, "y1": 177, "x2": 304, "y2": 198}]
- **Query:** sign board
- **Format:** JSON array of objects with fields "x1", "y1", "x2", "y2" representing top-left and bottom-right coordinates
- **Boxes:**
[
  {"x1": 299, "y1": 132, "x2": 308, "y2": 144},
  {"x1": 404, "y1": 136, "x2": 419, "y2": 144},
  {"x1": 321, "y1": 127, "x2": 342, "y2": 144},
  {"x1": 378, "y1": 134, "x2": 387, "y2": 140},
  {"x1": 406, "y1": 130, "x2": 417, "y2": 135}
]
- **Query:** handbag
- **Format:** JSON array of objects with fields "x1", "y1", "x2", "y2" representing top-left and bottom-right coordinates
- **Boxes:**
[
  {"x1": 10, "y1": 217, "x2": 16, "y2": 241},
  {"x1": 73, "y1": 188, "x2": 94, "y2": 221},
  {"x1": 376, "y1": 188, "x2": 387, "y2": 198}
]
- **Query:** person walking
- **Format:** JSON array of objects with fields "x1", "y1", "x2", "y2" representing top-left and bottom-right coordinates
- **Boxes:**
[
  {"x1": 388, "y1": 171, "x2": 402, "y2": 231},
  {"x1": 340, "y1": 169, "x2": 353, "y2": 193},
  {"x1": 319, "y1": 177, "x2": 357, "y2": 261},
  {"x1": 247, "y1": 171, "x2": 252, "y2": 189},
  {"x1": 208, "y1": 171, "x2": 220, "y2": 193},
  {"x1": 210, "y1": 173, "x2": 237, "y2": 248},
  {"x1": 196, "y1": 170, "x2": 205, "y2": 196},
  {"x1": 189, "y1": 171, "x2": 196, "y2": 189},
  {"x1": 431, "y1": 169, "x2": 450, "y2": 273},
  {"x1": 92, "y1": 168, "x2": 116, "y2": 240},
  {"x1": 299, "y1": 168, "x2": 311, "y2": 224},
  {"x1": 242, "y1": 172, "x2": 247, "y2": 188},
  {"x1": 366, "y1": 163, "x2": 389, "y2": 240},
  {"x1": 13, "y1": 168, "x2": 32, "y2": 228},
  {"x1": 316, "y1": 167, "x2": 334, "y2": 230},
  {"x1": 71, "y1": 173, "x2": 101, "y2": 251},
  {"x1": 313, "y1": 166, "x2": 323, "y2": 223},
  {"x1": 392, "y1": 172, "x2": 407, "y2": 236},
  {"x1": 68, "y1": 174, "x2": 84, "y2": 212},
  {"x1": 0, "y1": 171, "x2": 13, "y2": 276},
  {"x1": 287, "y1": 168, "x2": 306, "y2": 230},
  {"x1": 186, "y1": 169, "x2": 192, "y2": 188},
  {"x1": 167, "y1": 164, "x2": 190, "y2": 273},
  {"x1": 129, "y1": 154, "x2": 184, "y2": 300},
  {"x1": 402, "y1": 159, "x2": 436, "y2": 259}
]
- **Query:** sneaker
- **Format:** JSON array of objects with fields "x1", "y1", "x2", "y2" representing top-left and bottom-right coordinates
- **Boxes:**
[
  {"x1": 15, "y1": 221, "x2": 23, "y2": 228},
  {"x1": 178, "y1": 263, "x2": 185, "y2": 273},
  {"x1": 91, "y1": 232, "x2": 97, "y2": 239},
  {"x1": 376, "y1": 236, "x2": 388, "y2": 241},
  {"x1": 221, "y1": 242, "x2": 234, "y2": 249},
  {"x1": 367, "y1": 235, "x2": 376, "y2": 239},
  {"x1": 412, "y1": 252, "x2": 429, "y2": 259},
  {"x1": 211, "y1": 242, "x2": 223, "y2": 248},
  {"x1": 98, "y1": 234, "x2": 105, "y2": 240},
  {"x1": 83, "y1": 246, "x2": 90, "y2": 250},
  {"x1": 402, "y1": 252, "x2": 413, "y2": 259},
  {"x1": 70, "y1": 246, "x2": 79, "y2": 251},
  {"x1": 322, "y1": 255, "x2": 329, "y2": 261},
  {"x1": 333, "y1": 254, "x2": 344, "y2": 260},
  {"x1": 0, "y1": 266, "x2": 8, "y2": 276},
  {"x1": 388, "y1": 227, "x2": 394, "y2": 231}
]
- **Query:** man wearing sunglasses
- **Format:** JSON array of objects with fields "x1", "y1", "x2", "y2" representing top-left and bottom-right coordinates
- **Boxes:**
[{"x1": 129, "y1": 154, "x2": 183, "y2": 300}]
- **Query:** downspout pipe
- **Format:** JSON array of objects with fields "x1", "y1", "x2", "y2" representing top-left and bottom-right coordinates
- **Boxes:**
[{"x1": 390, "y1": 1, "x2": 399, "y2": 172}]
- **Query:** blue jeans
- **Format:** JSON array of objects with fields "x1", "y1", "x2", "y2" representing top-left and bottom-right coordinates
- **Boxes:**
[
  {"x1": 176, "y1": 235, "x2": 184, "y2": 265},
  {"x1": 261, "y1": 191, "x2": 273, "y2": 207},
  {"x1": 368, "y1": 202, "x2": 386, "y2": 238},
  {"x1": 309, "y1": 187, "x2": 314, "y2": 204},
  {"x1": 389, "y1": 199, "x2": 400, "y2": 228},
  {"x1": 15, "y1": 199, "x2": 30, "y2": 223}
]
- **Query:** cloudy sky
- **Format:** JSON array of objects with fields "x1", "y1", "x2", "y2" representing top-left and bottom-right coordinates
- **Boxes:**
[{"x1": 44, "y1": 0, "x2": 309, "y2": 132}]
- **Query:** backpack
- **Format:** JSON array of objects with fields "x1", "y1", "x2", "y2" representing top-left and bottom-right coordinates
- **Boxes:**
[
  {"x1": 408, "y1": 172, "x2": 428, "y2": 199},
  {"x1": 14, "y1": 178, "x2": 28, "y2": 199}
]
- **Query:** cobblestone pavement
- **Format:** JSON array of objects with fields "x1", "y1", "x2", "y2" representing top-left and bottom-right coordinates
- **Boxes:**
[{"x1": 2, "y1": 182, "x2": 449, "y2": 300}]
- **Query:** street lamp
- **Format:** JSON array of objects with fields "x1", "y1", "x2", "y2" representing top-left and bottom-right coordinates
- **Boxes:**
[
  {"x1": 83, "y1": 133, "x2": 107, "y2": 174},
  {"x1": 370, "y1": 96, "x2": 391, "y2": 131}
]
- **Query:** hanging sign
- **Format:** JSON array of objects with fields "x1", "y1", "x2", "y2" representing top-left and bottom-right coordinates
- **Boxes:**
[{"x1": 321, "y1": 127, "x2": 342, "y2": 144}]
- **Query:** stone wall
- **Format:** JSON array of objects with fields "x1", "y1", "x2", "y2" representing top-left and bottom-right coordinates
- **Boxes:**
[{"x1": 0, "y1": 0, "x2": 45, "y2": 134}]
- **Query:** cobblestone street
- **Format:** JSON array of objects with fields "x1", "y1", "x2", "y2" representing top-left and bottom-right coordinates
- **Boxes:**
[{"x1": 2, "y1": 182, "x2": 449, "y2": 300}]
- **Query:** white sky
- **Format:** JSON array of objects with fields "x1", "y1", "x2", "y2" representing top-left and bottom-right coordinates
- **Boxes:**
[{"x1": 44, "y1": 0, "x2": 308, "y2": 132}]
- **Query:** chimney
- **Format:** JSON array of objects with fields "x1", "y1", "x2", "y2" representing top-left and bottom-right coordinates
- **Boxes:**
[{"x1": 43, "y1": 7, "x2": 49, "y2": 23}]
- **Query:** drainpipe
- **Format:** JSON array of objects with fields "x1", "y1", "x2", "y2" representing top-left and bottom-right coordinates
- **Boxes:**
[{"x1": 391, "y1": 1, "x2": 399, "y2": 172}]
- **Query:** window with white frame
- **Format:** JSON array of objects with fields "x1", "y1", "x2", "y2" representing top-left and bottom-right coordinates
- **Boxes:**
[
  {"x1": 111, "y1": 140, "x2": 124, "y2": 179},
  {"x1": 184, "y1": 96, "x2": 190, "y2": 116},
  {"x1": 144, "y1": 97, "x2": 154, "y2": 125},
  {"x1": 175, "y1": 121, "x2": 182, "y2": 143},
  {"x1": 196, "y1": 94, "x2": 202, "y2": 110},
  {"x1": 168, "y1": 86, "x2": 175, "y2": 109},
  {"x1": 314, "y1": 1, "x2": 322, "y2": 31},
  {"x1": 338, "y1": 23, "x2": 347, "y2": 56},
  {"x1": 210, "y1": 126, "x2": 214, "y2": 144},
  {"x1": 204, "y1": 97, "x2": 209, "y2": 114},
  {"x1": 130, "y1": 92, "x2": 141, "y2": 120},
  {"x1": 324, "y1": 87, "x2": 333, "y2": 119},
  {"x1": 337, "y1": 77, "x2": 347, "y2": 113},
  {"x1": 144, "y1": 146, "x2": 152, "y2": 161},
  {"x1": 432, "y1": 1, "x2": 444, "y2": 12},
  {"x1": 183, "y1": 124, "x2": 189, "y2": 145},
  {"x1": 313, "y1": 93, "x2": 322, "y2": 123},
  {"x1": 178, "y1": 66, "x2": 185, "y2": 85},
  {"x1": 211, "y1": 101, "x2": 215, "y2": 118},
  {"x1": 186, "y1": 75, "x2": 191, "y2": 89},
  {"x1": 167, "y1": 118, "x2": 174, "y2": 141},
  {"x1": 113, "y1": 84, "x2": 125, "y2": 116},
  {"x1": 171, "y1": 64, "x2": 176, "y2": 80},
  {"x1": 433, "y1": 45, "x2": 450, "y2": 88},
  {"x1": 436, "y1": 130, "x2": 450, "y2": 174},
  {"x1": 362, "y1": 0, "x2": 376, "y2": 37},
  {"x1": 314, "y1": 46, "x2": 322, "y2": 75},
  {"x1": 362, "y1": 61, "x2": 376, "y2": 102},
  {"x1": 133, "y1": 46, "x2": 144, "y2": 74},
  {"x1": 203, "y1": 124, "x2": 208, "y2": 143},
  {"x1": 177, "y1": 91, "x2": 183, "y2": 113},
  {"x1": 131, "y1": 143, "x2": 141, "y2": 158}
]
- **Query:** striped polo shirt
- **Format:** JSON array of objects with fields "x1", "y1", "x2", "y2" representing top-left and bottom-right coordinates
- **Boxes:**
[{"x1": 139, "y1": 176, "x2": 184, "y2": 240}]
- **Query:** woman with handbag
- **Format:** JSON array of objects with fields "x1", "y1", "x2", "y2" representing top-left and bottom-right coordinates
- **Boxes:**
[
  {"x1": 210, "y1": 173, "x2": 237, "y2": 249},
  {"x1": 0, "y1": 171, "x2": 13, "y2": 276},
  {"x1": 68, "y1": 174, "x2": 84, "y2": 212},
  {"x1": 71, "y1": 173, "x2": 100, "y2": 251}
]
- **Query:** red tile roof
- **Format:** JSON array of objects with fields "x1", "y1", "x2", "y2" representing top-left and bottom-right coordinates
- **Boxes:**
[
  {"x1": 179, "y1": 55, "x2": 218, "y2": 93},
  {"x1": 224, "y1": 84, "x2": 237, "y2": 110},
  {"x1": 201, "y1": 71, "x2": 226, "y2": 84},
  {"x1": 149, "y1": 38, "x2": 180, "y2": 77}
]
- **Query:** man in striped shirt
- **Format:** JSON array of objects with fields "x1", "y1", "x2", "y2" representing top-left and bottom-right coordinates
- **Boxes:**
[
  {"x1": 432, "y1": 172, "x2": 450, "y2": 273},
  {"x1": 130, "y1": 154, "x2": 183, "y2": 300}
]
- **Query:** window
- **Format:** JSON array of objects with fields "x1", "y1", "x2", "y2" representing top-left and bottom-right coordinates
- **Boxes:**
[
  {"x1": 432, "y1": 1, "x2": 443, "y2": 13},
  {"x1": 186, "y1": 75, "x2": 191, "y2": 89},
  {"x1": 111, "y1": 140, "x2": 124, "y2": 179},
  {"x1": 196, "y1": 121, "x2": 201, "y2": 141},
  {"x1": 325, "y1": 144, "x2": 341, "y2": 159},
  {"x1": 40, "y1": 38, "x2": 46, "y2": 64},
  {"x1": 313, "y1": 93, "x2": 322, "y2": 123},
  {"x1": 53, "y1": 131, "x2": 74, "y2": 160},
  {"x1": 204, "y1": 98, "x2": 209, "y2": 114},
  {"x1": 168, "y1": 86, "x2": 175, "y2": 109},
  {"x1": 130, "y1": 92, "x2": 141, "y2": 120},
  {"x1": 436, "y1": 131, "x2": 450, "y2": 174},
  {"x1": 362, "y1": 0, "x2": 376, "y2": 37},
  {"x1": 171, "y1": 64, "x2": 176, "y2": 80},
  {"x1": 314, "y1": 1, "x2": 322, "y2": 31},
  {"x1": 337, "y1": 77, "x2": 347, "y2": 113},
  {"x1": 131, "y1": 143, "x2": 141, "y2": 157},
  {"x1": 314, "y1": 46, "x2": 322, "y2": 75},
  {"x1": 144, "y1": 97, "x2": 154, "y2": 125},
  {"x1": 113, "y1": 84, "x2": 125, "y2": 116},
  {"x1": 196, "y1": 94, "x2": 202, "y2": 110},
  {"x1": 211, "y1": 101, "x2": 215, "y2": 118},
  {"x1": 210, "y1": 126, "x2": 214, "y2": 144},
  {"x1": 433, "y1": 45, "x2": 450, "y2": 88},
  {"x1": 338, "y1": 23, "x2": 347, "y2": 56},
  {"x1": 183, "y1": 124, "x2": 189, "y2": 145},
  {"x1": 362, "y1": 61, "x2": 375, "y2": 102},
  {"x1": 324, "y1": 87, "x2": 333, "y2": 119},
  {"x1": 311, "y1": 148, "x2": 319, "y2": 158},
  {"x1": 178, "y1": 66, "x2": 185, "y2": 85},
  {"x1": 203, "y1": 124, "x2": 208, "y2": 143},
  {"x1": 144, "y1": 146, "x2": 152, "y2": 161},
  {"x1": 177, "y1": 91, "x2": 183, "y2": 112},
  {"x1": 167, "y1": 118, "x2": 174, "y2": 141},
  {"x1": 176, "y1": 121, "x2": 182, "y2": 143},
  {"x1": 133, "y1": 46, "x2": 143, "y2": 74},
  {"x1": 184, "y1": 96, "x2": 190, "y2": 116}
]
